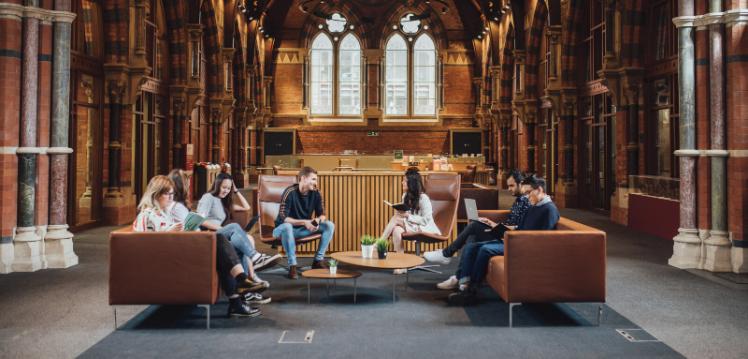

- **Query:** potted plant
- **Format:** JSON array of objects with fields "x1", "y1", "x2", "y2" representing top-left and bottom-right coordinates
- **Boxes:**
[
  {"x1": 361, "y1": 234, "x2": 376, "y2": 258},
  {"x1": 328, "y1": 259, "x2": 338, "y2": 275},
  {"x1": 375, "y1": 238, "x2": 389, "y2": 259}
]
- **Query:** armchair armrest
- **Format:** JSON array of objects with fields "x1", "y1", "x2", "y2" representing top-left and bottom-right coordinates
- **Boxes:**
[
  {"x1": 503, "y1": 230, "x2": 606, "y2": 303},
  {"x1": 477, "y1": 210, "x2": 510, "y2": 223},
  {"x1": 109, "y1": 231, "x2": 219, "y2": 305}
]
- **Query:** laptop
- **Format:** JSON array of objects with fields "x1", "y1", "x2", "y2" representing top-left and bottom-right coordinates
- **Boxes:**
[{"x1": 464, "y1": 198, "x2": 483, "y2": 223}]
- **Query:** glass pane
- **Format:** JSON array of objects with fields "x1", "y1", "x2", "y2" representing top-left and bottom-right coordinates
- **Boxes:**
[
  {"x1": 413, "y1": 35, "x2": 436, "y2": 116},
  {"x1": 385, "y1": 35, "x2": 408, "y2": 116},
  {"x1": 326, "y1": 13, "x2": 347, "y2": 33},
  {"x1": 311, "y1": 33, "x2": 333, "y2": 115},
  {"x1": 338, "y1": 34, "x2": 361, "y2": 115},
  {"x1": 400, "y1": 13, "x2": 420, "y2": 34}
]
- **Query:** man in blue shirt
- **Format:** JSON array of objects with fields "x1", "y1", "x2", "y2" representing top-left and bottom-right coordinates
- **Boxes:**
[
  {"x1": 448, "y1": 175, "x2": 560, "y2": 305},
  {"x1": 424, "y1": 170, "x2": 531, "y2": 290},
  {"x1": 273, "y1": 167, "x2": 335, "y2": 279}
]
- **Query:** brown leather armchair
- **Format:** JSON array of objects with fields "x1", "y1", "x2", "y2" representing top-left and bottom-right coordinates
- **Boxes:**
[
  {"x1": 402, "y1": 173, "x2": 461, "y2": 273},
  {"x1": 478, "y1": 209, "x2": 607, "y2": 327},
  {"x1": 109, "y1": 228, "x2": 219, "y2": 328},
  {"x1": 257, "y1": 175, "x2": 321, "y2": 250}
]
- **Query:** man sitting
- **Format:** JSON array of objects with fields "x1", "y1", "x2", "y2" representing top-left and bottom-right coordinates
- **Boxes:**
[
  {"x1": 448, "y1": 175, "x2": 560, "y2": 305},
  {"x1": 424, "y1": 170, "x2": 531, "y2": 290},
  {"x1": 273, "y1": 167, "x2": 335, "y2": 279}
]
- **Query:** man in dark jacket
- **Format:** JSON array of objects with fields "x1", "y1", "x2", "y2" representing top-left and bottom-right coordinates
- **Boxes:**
[
  {"x1": 448, "y1": 175, "x2": 560, "y2": 305},
  {"x1": 273, "y1": 167, "x2": 335, "y2": 279},
  {"x1": 424, "y1": 169, "x2": 531, "y2": 290}
]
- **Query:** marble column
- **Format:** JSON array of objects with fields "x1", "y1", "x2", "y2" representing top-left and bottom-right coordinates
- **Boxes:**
[
  {"x1": 45, "y1": 2, "x2": 78, "y2": 269},
  {"x1": 670, "y1": 1, "x2": 701, "y2": 269},
  {"x1": 703, "y1": 0, "x2": 731, "y2": 271},
  {"x1": 14, "y1": 1, "x2": 43, "y2": 272}
]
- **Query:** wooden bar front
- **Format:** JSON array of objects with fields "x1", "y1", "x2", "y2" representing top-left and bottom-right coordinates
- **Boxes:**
[{"x1": 292, "y1": 171, "x2": 458, "y2": 255}]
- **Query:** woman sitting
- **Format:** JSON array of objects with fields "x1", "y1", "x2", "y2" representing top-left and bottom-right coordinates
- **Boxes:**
[
  {"x1": 196, "y1": 172, "x2": 280, "y2": 273},
  {"x1": 168, "y1": 170, "x2": 273, "y2": 301},
  {"x1": 132, "y1": 175, "x2": 266, "y2": 317},
  {"x1": 380, "y1": 168, "x2": 441, "y2": 274}
]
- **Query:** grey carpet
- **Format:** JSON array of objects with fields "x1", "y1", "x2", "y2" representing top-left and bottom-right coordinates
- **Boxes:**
[
  {"x1": 2, "y1": 192, "x2": 748, "y2": 358},
  {"x1": 81, "y1": 259, "x2": 681, "y2": 359}
]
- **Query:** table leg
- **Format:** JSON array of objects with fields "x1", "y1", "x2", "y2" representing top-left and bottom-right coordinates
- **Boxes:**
[
  {"x1": 353, "y1": 278, "x2": 357, "y2": 304},
  {"x1": 405, "y1": 270, "x2": 409, "y2": 291},
  {"x1": 307, "y1": 279, "x2": 311, "y2": 304},
  {"x1": 392, "y1": 276, "x2": 396, "y2": 303},
  {"x1": 326, "y1": 279, "x2": 330, "y2": 297}
]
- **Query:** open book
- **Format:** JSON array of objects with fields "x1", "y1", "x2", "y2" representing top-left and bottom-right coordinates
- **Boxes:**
[
  {"x1": 183, "y1": 212, "x2": 207, "y2": 232},
  {"x1": 383, "y1": 200, "x2": 411, "y2": 212}
]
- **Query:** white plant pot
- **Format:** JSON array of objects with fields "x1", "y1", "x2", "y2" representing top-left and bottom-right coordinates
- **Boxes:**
[
  {"x1": 361, "y1": 245, "x2": 375, "y2": 258},
  {"x1": 329, "y1": 266, "x2": 337, "y2": 275}
]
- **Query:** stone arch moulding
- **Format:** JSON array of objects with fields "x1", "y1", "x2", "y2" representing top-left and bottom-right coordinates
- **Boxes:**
[
  {"x1": 376, "y1": 2, "x2": 449, "y2": 51},
  {"x1": 298, "y1": 4, "x2": 370, "y2": 49}
]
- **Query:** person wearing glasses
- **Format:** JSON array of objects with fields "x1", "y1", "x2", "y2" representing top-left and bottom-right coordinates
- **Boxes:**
[
  {"x1": 447, "y1": 175, "x2": 560, "y2": 305},
  {"x1": 132, "y1": 175, "x2": 266, "y2": 317}
]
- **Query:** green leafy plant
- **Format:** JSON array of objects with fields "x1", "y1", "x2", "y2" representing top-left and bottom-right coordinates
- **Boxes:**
[
  {"x1": 361, "y1": 234, "x2": 377, "y2": 246},
  {"x1": 328, "y1": 259, "x2": 338, "y2": 267},
  {"x1": 375, "y1": 238, "x2": 389, "y2": 253}
]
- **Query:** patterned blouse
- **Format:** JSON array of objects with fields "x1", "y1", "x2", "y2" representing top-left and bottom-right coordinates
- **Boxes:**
[
  {"x1": 504, "y1": 195, "x2": 532, "y2": 226},
  {"x1": 132, "y1": 207, "x2": 179, "y2": 232}
]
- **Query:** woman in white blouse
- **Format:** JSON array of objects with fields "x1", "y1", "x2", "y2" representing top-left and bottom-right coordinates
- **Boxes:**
[{"x1": 381, "y1": 168, "x2": 440, "y2": 274}]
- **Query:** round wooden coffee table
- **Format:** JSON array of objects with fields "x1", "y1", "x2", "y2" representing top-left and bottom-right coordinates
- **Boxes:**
[
  {"x1": 331, "y1": 251, "x2": 425, "y2": 302},
  {"x1": 301, "y1": 268, "x2": 362, "y2": 304}
]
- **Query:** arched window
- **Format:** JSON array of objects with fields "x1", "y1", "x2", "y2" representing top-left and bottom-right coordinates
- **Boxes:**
[
  {"x1": 413, "y1": 34, "x2": 436, "y2": 115},
  {"x1": 338, "y1": 33, "x2": 362, "y2": 115},
  {"x1": 385, "y1": 34, "x2": 408, "y2": 115},
  {"x1": 384, "y1": 14, "x2": 438, "y2": 120},
  {"x1": 310, "y1": 33, "x2": 334, "y2": 115}
]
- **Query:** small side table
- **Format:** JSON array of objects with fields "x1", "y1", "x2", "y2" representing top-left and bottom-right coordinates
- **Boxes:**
[{"x1": 301, "y1": 269, "x2": 362, "y2": 304}]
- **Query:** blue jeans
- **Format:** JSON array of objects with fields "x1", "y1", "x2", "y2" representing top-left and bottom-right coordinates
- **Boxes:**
[
  {"x1": 457, "y1": 240, "x2": 504, "y2": 284},
  {"x1": 217, "y1": 223, "x2": 257, "y2": 274},
  {"x1": 272, "y1": 221, "x2": 335, "y2": 266}
]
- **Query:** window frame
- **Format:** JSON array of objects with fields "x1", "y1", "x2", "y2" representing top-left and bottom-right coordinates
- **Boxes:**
[
  {"x1": 383, "y1": 29, "x2": 440, "y2": 123},
  {"x1": 307, "y1": 28, "x2": 365, "y2": 123}
]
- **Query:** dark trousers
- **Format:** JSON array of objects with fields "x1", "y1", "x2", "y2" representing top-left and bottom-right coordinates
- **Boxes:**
[
  {"x1": 443, "y1": 221, "x2": 502, "y2": 257},
  {"x1": 215, "y1": 233, "x2": 242, "y2": 296},
  {"x1": 457, "y1": 240, "x2": 505, "y2": 284}
]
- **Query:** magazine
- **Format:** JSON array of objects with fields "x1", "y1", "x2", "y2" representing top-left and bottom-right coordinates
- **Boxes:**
[{"x1": 383, "y1": 200, "x2": 411, "y2": 212}]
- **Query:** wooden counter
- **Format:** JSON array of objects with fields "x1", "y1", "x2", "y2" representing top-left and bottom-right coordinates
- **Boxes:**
[{"x1": 291, "y1": 171, "x2": 458, "y2": 255}]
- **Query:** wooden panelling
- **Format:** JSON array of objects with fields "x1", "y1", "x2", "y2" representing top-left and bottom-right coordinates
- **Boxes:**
[{"x1": 292, "y1": 172, "x2": 457, "y2": 255}]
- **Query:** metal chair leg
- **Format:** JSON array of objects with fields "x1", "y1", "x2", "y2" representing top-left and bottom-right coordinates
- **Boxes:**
[
  {"x1": 597, "y1": 303, "x2": 604, "y2": 326},
  {"x1": 113, "y1": 307, "x2": 117, "y2": 330},
  {"x1": 509, "y1": 303, "x2": 521, "y2": 328},
  {"x1": 198, "y1": 304, "x2": 211, "y2": 329}
]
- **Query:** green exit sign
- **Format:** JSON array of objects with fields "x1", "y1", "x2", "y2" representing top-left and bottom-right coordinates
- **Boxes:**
[{"x1": 367, "y1": 131, "x2": 379, "y2": 137}]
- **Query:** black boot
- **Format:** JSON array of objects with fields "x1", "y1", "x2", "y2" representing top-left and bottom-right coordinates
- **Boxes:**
[
  {"x1": 228, "y1": 297, "x2": 261, "y2": 318},
  {"x1": 447, "y1": 287, "x2": 478, "y2": 306}
]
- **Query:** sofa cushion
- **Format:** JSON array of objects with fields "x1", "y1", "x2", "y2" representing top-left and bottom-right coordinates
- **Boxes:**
[{"x1": 486, "y1": 256, "x2": 507, "y2": 301}]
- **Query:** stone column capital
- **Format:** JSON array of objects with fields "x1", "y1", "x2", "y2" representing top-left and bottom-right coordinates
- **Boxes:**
[{"x1": 673, "y1": 16, "x2": 697, "y2": 28}]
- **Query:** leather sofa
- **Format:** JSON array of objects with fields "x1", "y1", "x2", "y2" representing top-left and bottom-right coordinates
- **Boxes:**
[
  {"x1": 109, "y1": 227, "x2": 219, "y2": 328},
  {"x1": 478, "y1": 209, "x2": 606, "y2": 327}
]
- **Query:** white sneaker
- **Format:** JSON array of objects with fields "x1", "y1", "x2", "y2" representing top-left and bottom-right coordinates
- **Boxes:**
[
  {"x1": 252, "y1": 274, "x2": 270, "y2": 289},
  {"x1": 393, "y1": 268, "x2": 408, "y2": 275},
  {"x1": 436, "y1": 275, "x2": 458, "y2": 290},
  {"x1": 423, "y1": 250, "x2": 451, "y2": 265},
  {"x1": 253, "y1": 253, "x2": 281, "y2": 271}
]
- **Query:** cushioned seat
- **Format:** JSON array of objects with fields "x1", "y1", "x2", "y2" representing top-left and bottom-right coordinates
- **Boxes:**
[{"x1": 257, "y1": 175, "x2": 321, "y2": 246}]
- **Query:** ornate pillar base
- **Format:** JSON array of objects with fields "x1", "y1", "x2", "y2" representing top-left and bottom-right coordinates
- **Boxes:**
[
  {"x1": 610, "y1": 187, "x2": 631, "y2": 225},
  {"x1": 12, "y1": 227, "x2": 43, "y2": 272},
  {"x1": 0, "y1": 241, "x2": 13, "y2": 274},
  {"x1": 702, "y1": 230, "x2": 732, "y2": 272},
  {"x1": 44, "y1": 224, "x2": 78, "y2": 268},
  {"x1": 731, "y1": 247, "x2": 748, "y2": 273},
  {"x1": 669, "y1": 228, "x2": 702, "y2": 269},
  {"x1": 554, "y1": 180, "x2": 577, "y2": 208}
]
